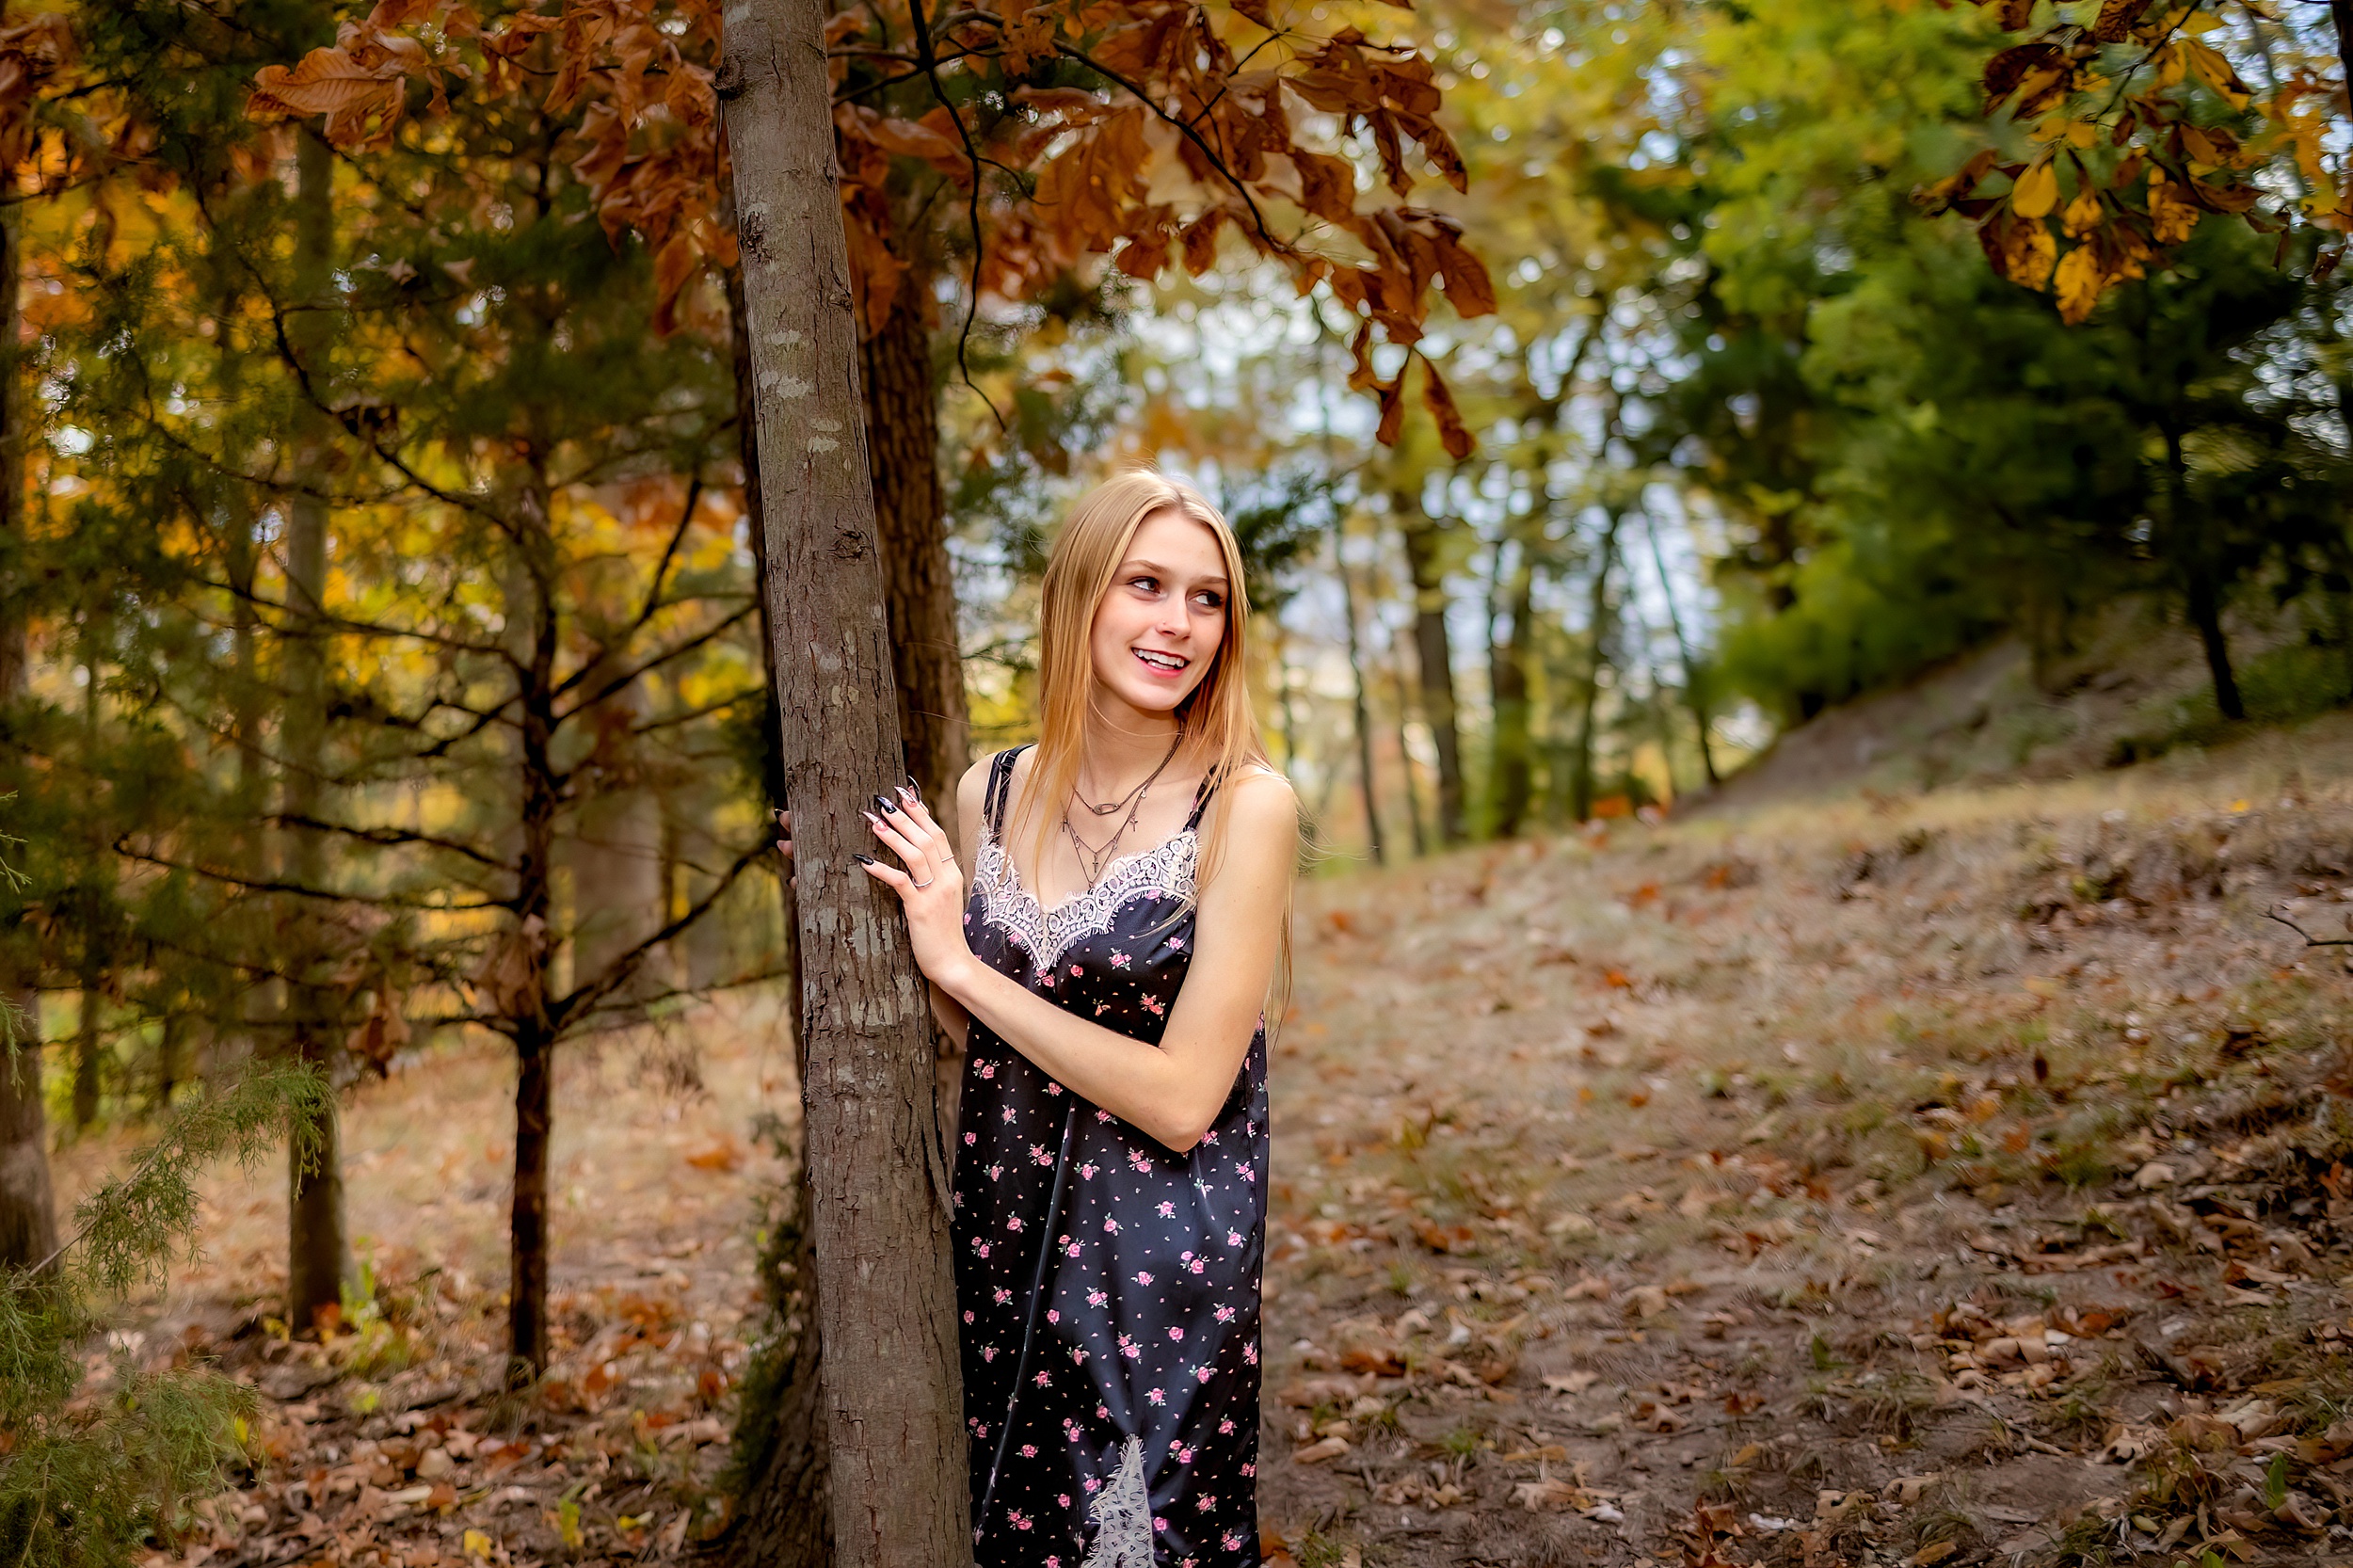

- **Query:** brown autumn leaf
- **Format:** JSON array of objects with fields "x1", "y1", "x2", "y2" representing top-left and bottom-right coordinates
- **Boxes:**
[
  {"x1": 2093, "y1": 0, "x2": 2153, "y2": 41},
  {"x1": 1419, "y1": 355, "x2": 1474, "y2": 459}
]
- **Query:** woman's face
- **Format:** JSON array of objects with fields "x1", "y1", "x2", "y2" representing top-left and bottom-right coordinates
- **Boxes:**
[{"x1": 1086, "y1": 507, "x2": 1230, "y2": 721}]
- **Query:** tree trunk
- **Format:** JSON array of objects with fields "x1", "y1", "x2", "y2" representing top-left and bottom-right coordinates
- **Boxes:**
[
  {"x1": 719, "y1": 153, "x2": 831, "y2": 1568},
  {"x1": 719, "y1": 7, "x2": 968, "y2": 1564},
  {"x1": 504, "y1": 511, "x2": 561, "y2": 1384},
  {"x1": 861, "y1": 277, "x2": 968, "y2": 845},
  {"x1": 282, "y1": 129, "x2": 349, "y2": 1333},
  {"x1": 1488, "y1": 533, "x2": 1535, "y2": 838},
  {"x1": 1396, "y1": 492, "x2": 1465, "y2": 844},
  {"x1": 1336, "y1": 535, "x2": 1383, "y2": 866},
  {"x1": 1391, "y1": 637, "x2": 1427, "y2": 858},
  {"x1": 1571, "y1": 509, "x2": 1625, "y2": 823},
  {"x1": 1641, "y1": 511, "x2": 1718, "y2": 787},
  {"x1": 0, "y1": 184, "x2": 54, "y2": 1265},
  {"x1": 2185, "y1": 571, "x2": 2245, "y2": 722}
]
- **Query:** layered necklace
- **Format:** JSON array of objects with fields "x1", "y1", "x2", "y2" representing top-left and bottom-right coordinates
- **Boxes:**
[{"x1": 1060, "y1": 729, "x2": 1183, "y2": 891}]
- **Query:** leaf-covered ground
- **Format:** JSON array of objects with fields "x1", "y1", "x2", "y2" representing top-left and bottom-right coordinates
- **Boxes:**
[{"x1": 75, "y1": 715, "x2": 2353, "y2": 1568}]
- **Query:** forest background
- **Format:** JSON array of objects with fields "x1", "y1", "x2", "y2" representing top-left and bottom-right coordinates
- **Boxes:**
[{"x1": 6, "y1": 0, "x2": 2353, "y2": 1562}]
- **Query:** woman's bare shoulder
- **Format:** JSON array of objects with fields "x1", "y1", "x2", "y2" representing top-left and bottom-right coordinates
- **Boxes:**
[{"x1": 1218, "y1": 766, "x2": 1300, "y2": 845}]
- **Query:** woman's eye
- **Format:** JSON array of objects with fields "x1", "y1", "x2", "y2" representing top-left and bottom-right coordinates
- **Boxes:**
[
  {"x1": 1129, "y1": 575, "x2": 1160, "y2": 594},
  {"x1": 1193, "y1": 592, "x2": 1224, "y2": 611}
]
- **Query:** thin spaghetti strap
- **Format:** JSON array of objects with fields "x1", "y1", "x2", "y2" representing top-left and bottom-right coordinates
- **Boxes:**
[
  {"x1": 984, "y1": 744, "x2": 1032, "y2": 838},
  {"x1": 1183, "y1": 767, "x2": 1220, "y2": 833}
]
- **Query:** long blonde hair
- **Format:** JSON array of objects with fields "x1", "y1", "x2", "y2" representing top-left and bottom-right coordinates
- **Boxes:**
[{"x1": 1012, "y1": 469, "x2": 1273, "y2": 893}]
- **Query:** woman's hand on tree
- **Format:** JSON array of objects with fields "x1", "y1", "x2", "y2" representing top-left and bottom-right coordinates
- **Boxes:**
[
  {"x1": 772, "y1": 808, "x2": 795, "y2": 888},
  {"x1": 859, "y1": 784, "x2": 974, "y2": 985}
]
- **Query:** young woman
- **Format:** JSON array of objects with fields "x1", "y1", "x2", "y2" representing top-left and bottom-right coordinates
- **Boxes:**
[{"x1": 810, "y1": 469, "x2": 1297, "y2": 1566}]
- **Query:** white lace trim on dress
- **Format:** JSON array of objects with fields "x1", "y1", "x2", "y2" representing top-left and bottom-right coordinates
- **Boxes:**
[
  {"x1": 1079, "y1": 1434, "x2": 1154, "y2": 1568},
  {"x1": 971, "y1": 824, "x2": 1197, "y2": 975}
]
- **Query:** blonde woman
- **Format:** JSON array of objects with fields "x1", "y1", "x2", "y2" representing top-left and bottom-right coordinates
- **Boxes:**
[{"x1": 844, "y1": 470, "x2": 1297, "y2": 1564}]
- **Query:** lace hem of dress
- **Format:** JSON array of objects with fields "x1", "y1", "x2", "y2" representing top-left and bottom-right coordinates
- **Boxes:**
[
  {"x1": 1079, "y1": 1434, "x2": 1153, "y2": 1568},
  {"x1": 971, "y1": 826, "x2": 1197, "y2": 974}
]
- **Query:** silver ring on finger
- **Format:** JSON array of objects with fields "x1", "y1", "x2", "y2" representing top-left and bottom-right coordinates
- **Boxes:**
[{"x1": 912, "y1": 876, "x2": 935, "y2": 888}]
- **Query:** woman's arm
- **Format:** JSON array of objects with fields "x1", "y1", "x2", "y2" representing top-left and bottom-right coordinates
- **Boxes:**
[{"x1": 860, "y1": 770, "x2": 1297, "y2": 1153}]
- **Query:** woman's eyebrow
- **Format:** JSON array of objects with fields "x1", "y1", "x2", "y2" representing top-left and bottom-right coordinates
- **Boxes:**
[{"x1": 1120, "y1": 557, "x2": 1228, "y2": 588}]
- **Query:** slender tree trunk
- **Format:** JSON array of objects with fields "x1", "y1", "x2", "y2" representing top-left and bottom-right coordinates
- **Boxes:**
[
  {"x1": 1641, "y1": 510, "x2": 1718, "y2": 787},
  {"x1": 2162, "y1": 425, "x2": 2245, "y2": 722},
  {"x1": 1489, "y1": 532, "x2": 1535, "y2": 838},
  {"x1": 72, "y1": 968, "x2": 100, "y2": 1129},
  {"x1": 1572, "y1": 509, "x2": 1625, "y2": 823},
  {"x1": 282, "y1": 129, "x2": 348, "y2": 1333},
  {"x1": 719, "y1": 156, "x2": 831, "y2": 1568},
  {"x1": 1336, "y1": 535, "x2": 1383, "y2": 866},
  {"x1": 72, "y1": 642, "x2": 103, "y2": 1132},
  {"x1": 0, "y1": 983, "x2": 52, "y2": 1268},
  {"x1": 504, "y1": 492, "x2": 561, "y2": 1383},
  {"x1": 0, "y1": 183, "x2": 54, "y2": 1266},
  {"x1": 1391, "y1": 635, "x2": 1427, "y2": 858},
  {"x1": 1396, "y1": 491, "x2": 1465, "y2": 844},
  {"x1": 860, "y1": 276, "x2": 968, "y2": 845},
  {"x1": 720, "y1": 7, "x2": 967, "y2": 1562}
]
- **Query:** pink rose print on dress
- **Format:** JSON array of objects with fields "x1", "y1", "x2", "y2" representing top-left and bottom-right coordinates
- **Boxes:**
[
  {"x1": 980, "y1": 1346, "x2": 997, "y2": 1362},
  {"x1": 993, "y1": 1288, "x2": 1012, "y2": 1304},
  {"x1": 1218, "y1": 1418, "x2": 1235, "y2": 1435},
  {"x1": 1146, "y1": 1388, "x2": 1165, "y2": 1406},
  {"x1": 964, "y1": 1309, "x2": 974, "y2": 1323},
  {"x1": 1094, "y1": 1002, "x2": 1112, "y2": 1016},
  {"x1": 1101, "y1": 1216, "x2": 1120, "y2": 1234},
  {"x1": 1140, "y1": 994, "x2": 1166, "y2": 1016},
  {"x1": 1110, "y1": 950, "x2": 1129, "y2": 968},
  {"x1": 1045, "y1": 1308, "x2": 1059, "y2": 1323},
  {"x1": 1157, "y1": 1201, "x2": 1176, "y2": 1218},
  {"x1": 1031, "y1": 1144, "x2": 1052, "y2": 1164},
  {"x1": 1167, "y1": 1325, "x2": 1184, "y2": 1341},
  {"x1": 1241, "y1": 1462, "x2": 1256, "y2": 1478},
  {"x1": 1214, "y1": 1305, "x2": 1234, "y2": 1322},
  {"x1": 1195, "y1": 1366, "x2": 1214, "y2": 1383},
  {"x1": 1235, "y1": 1162, "x2": 1253, "y2": 1181},
  {"x1": 1118, "y1": 1334, "x2": 1140, "y2": 1360},
  {"x1": 1045, "y1": 1080, "x2": 1063, "y2": 1095},
  {"x1": 977, "y1": 1062, "x2": 996, "y2": 1079},
  {"x1": 1167, "y1": 936, "x2": 1183, "y2": 950},
  {"x1": 1006, "y1": 1215, "x2": 1023, "y2": 1232},
  {"x1": 1069, "y1": 964, "x2": 1083, "y2": 976},
  {"x1": 1079, "y1": 1162, "x2": 1098, "y2": 1179},
  {"x1": 987, "y1": 1164, "x2": 1002, "y2": 1180},
  {"x1": 1033, "y1": 1370, "x2": 1051, "y2": 1387},
  {"x1": 963, "y1": 1130, "x2": 976, "y2": 1145},
  {"x1": 1020, "y1": 1443, "x2": 1037, "y2": 1458},
  {"x1": 1134, "y1": 1271, "x2": 1153, "y2": 1285},
  {"x1": 1087, "y1": 1289, "x2": 1107, "y2": 1307},
  {"x1": 1226, "y1": 1230, "x2": 1242, "y2": 1246}
]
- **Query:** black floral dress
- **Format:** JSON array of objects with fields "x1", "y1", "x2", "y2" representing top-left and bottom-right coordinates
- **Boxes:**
[{"x1": 953, "y1": 745, "x2": 1269, "y2": 1568}]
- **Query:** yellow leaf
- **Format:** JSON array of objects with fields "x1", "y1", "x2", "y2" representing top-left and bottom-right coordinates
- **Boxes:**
[
  {"x1": 2182, "y1": 40, "x2": 2249, "y2": 107},
  {"x1": 2061, "y1": 186, "x2": 2104, "y2": 239},
  {"x1": 2054, "y1": 245, "x2": 2105, "y2": 324},
  {"x1": 2012, "y1": 160, "x2": 2060, "y2": 219},
  {"x1": 463, "y1": 1530, "x2": 493, "y2": 1560}
]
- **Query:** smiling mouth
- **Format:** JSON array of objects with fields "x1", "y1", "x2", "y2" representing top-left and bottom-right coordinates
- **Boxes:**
[{"x1": 1132, "y1": 648, "x2": 1190, "y2": 674}]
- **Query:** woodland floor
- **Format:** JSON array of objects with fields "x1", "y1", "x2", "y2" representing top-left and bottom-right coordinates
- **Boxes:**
[{"x1": 62, "y1": 710, "x2": 2353, "y2": 1568}]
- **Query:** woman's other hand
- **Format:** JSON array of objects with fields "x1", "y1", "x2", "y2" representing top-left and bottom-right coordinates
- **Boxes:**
[
  {"x1": 857, "y1": 784, "x2": 975, "y2": 987},
  {"x1": 772, "y1": 808, "x2": 795, "y2": 888}
]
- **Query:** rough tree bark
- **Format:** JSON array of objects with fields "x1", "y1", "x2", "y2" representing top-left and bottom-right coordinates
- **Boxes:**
[
  {"x1": 0, "y1": 190, "x2": 57, "y2": 1269},
  {"x1": 718, "y1": 156, "x2": 830, "y2": 1568},
  {"x1": 282, "y1": 128, "x2": 350, "y2": 1331},
  {"x1": 1396, "y1": 490, "x2": 1466, "y2": 844},
  {"x1": 861, "y1": 277, "x2": 968, "y2": 843},
  {"x1": 718, "y1": 6, "x2": 967, "y2": 1564}
]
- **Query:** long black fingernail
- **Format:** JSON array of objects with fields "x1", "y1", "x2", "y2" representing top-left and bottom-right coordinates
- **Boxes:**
[
  {"x1": 853, "y1": 854, "x2": 877, "y2": 866},
  {"x1": 874, "y1": 792, "x2": 902, "y2": 814},
  {"x1": 905, "y1": 774, "x2": 920, "y2": 794}
]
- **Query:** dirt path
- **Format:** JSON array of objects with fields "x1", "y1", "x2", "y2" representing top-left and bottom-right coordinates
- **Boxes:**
[{"x1": 95, "y1": 715, "x2": 2353, "y2": 1568}]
